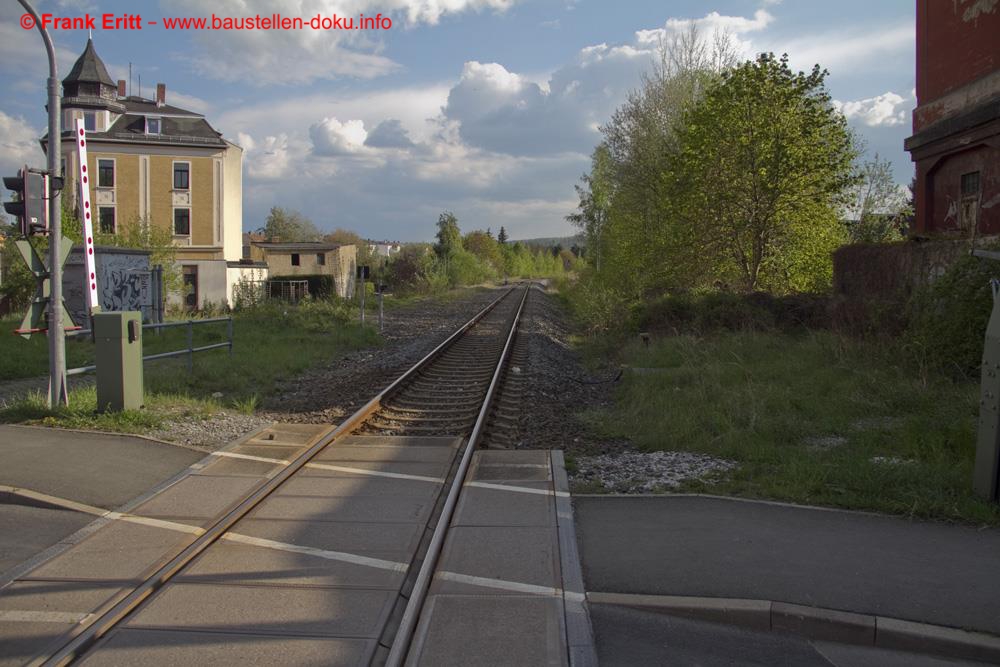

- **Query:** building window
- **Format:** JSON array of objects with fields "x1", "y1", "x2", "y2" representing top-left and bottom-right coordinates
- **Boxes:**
[
  {"x1": 98, "y1": 207, "x2": 116, "y2": 234},
  {"x1": 174, "y1": 208, "x2": 191, "y2": 236},
  {"x1": 146, "y1": 117, "x2": 161, "y2": 135},
  {"x1": 962, "y1": 172, "x2": 981, "y2": 197},
  {"x1": 316, "y1": 253, "x2": 326, "y2": 266},
  {"x1": 182, "y1": 265, "x2": 198, "y2": 311},
  {"x1": 83, "y1": 112, "x2": 95, "y2": 132},
  {"x1": 173, "y1": 162, "x2": 190, "y2": 190},
  {"x1": 98, "y1": 159, "x2": 114, "y2": 187},
  {"x1": 291, "y1": 253, "x2": 301, "y2": 266}
]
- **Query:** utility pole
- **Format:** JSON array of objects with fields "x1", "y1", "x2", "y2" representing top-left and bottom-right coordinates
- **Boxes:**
[{"x1": 19, "y1": 0, "x2": 67, "y2": 407}]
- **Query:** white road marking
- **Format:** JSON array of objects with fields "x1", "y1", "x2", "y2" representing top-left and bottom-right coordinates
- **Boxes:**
[
  {"x1": 435, "y1": 571, "x2": 588, "y2": 602},
  {"x1": 220, "y1": 533, "x2": 409, "y2": 572},
  {"x1": 211, "y1": 451, "x2": 445, "y2": 484},
  {"x1": 435, "y1": 571, "x2": 559, "y2": 597},
  {"x1": 305, "y1": 462, "x2": 445, "y2": 484},
  {"x1": 0, "y1": 485, "x2": 403, "y2": 573},
  {"x1": 0, "y1": 610, "x2": 93, "y2": 624},
  {"x1": 0, "y1": 485, "x2": 106, "y2": 517},
  {"x1": 210, "y1": 451, "x2": 290, "y2": 465},
  {"x1": 105, "y1": 512, "x2": 205, "y2": 535},
  {"x1": 465, "y1": 481, "x2": 570, "y2": 498}
]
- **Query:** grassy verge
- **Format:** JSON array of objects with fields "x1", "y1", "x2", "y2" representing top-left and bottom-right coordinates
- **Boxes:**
[
  {"x1": 0, "y1": 300, "x2": 379, "y2": 432},
  {"x1": 586, "y1": 331, "x2": 1000, "y2": 525}
]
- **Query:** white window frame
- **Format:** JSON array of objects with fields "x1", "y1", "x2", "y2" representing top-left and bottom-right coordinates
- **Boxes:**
[
  {"x1": 146, "y1": 116, "x2": 162, "y2": 135},
  {"x1": 97, "y1": 157, "x2": 115, "y2": 188},
  {"x1": 172, "y1": 160, "x2": 191, "y2": 191},
  {"x1": 173, "y1": 207, "x2": 192, "y2": 237},
  {"x1": 83, "y1": 111, "x2": 96, "y2": 132}
]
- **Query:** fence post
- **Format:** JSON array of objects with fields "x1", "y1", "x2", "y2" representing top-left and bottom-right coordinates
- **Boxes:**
[
  {"x1": 228, "y1": 317, "x2": 234, "y2": 357},
  {"x1": 187, "y1": 319, "x2": 194, "y2": 373}
]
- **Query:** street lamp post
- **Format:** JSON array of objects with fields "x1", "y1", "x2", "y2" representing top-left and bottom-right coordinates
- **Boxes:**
[{"x1": 18, "y1": 0, "x2": 67, "y2": 407}]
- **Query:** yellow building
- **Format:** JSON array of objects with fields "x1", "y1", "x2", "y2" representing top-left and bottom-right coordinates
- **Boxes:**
[{"x1": 50, "y1": 39, "x2": 249, "y2": 309}]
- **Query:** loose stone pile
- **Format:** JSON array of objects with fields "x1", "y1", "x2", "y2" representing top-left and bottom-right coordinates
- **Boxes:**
[{"x1": 570, "y1": 450, "x2": 738, "y2": 493}]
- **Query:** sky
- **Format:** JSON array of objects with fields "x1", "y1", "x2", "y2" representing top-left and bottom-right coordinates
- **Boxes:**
[{"x1": 0, "y1": 0, "x2": 916, "y2": 242}]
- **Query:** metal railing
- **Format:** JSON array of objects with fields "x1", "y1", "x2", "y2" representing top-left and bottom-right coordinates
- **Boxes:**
[{"x1": 66, "y1": 317, "x2": 233, "y2": 376}]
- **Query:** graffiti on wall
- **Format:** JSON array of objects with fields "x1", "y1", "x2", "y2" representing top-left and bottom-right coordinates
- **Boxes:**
[
  {"x1": 955, "y1": 0, "x2": 999, "y2": 23},
  {"x1": 64, "y1": 247, "x2": 151, "y2": 325}
]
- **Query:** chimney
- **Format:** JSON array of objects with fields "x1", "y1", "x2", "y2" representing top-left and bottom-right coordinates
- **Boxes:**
[
  {"x1": 156, "y1": 83, "x2": 166, "y2": 107},
  {"x1": 117, "y1": 79, "x2": 126, "y2": 98}
]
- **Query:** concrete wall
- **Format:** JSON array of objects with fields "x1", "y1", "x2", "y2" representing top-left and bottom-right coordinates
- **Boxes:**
[
  {"x1": 257, "y1": 245, "x2": 357, "y2": 298},
  {"x1": 222, "y1": 141, "x2": 244, "y2": 261},
  {"x1": 166, "y1": 259, "x2": 228, "y2": 310},
  {"x1": 226, "y1": 264, "x2": 268, "y2": 306},
  {"x1": 64, "y1": 246, "x2": 151, "y2": 325},
  {"x1": 832, "y1": 239, "x2": 972, "y2": 300}
]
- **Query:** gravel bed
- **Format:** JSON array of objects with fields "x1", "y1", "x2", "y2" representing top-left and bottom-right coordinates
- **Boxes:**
[
  {"x1": 571, "y1": 450, "x2": 738, "y2": 493},
  {"x1": 260, "y1": 287, "x2": 504, "y2": 424},
  {"x1": 146, "y1": 412, "x2": 273, "y2": 451},
  {"x1": 491, "y1": 285, "x2": 626, "y2": 456}
]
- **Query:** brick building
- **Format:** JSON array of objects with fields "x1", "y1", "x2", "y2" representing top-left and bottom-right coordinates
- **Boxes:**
[{"x1": 905, "y1": 1, "x2": 1000, "y2": 237}]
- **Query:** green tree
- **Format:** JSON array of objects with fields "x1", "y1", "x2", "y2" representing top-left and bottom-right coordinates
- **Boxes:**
[
  {"x1": 567, "y1": 144, "x2": 614, "y2": 272},
  {"x1": 497, "y1": 226, "x2": 508, "y2": 245},
  {"x1": 435, "y1": 211, "x2": 463, "y2": 257},
  {"x1": 675, "y1": 53, "x2": 857, "y2": 292},
  {"x1": 464, "y1": 230, "x2": 502, "y2": 272},
  {"x1": 846, "y1": 154, "x2": 911, "y2": 244},
  {"x1": 258, "y1": 207, "x2": 320, "y2": 242}
]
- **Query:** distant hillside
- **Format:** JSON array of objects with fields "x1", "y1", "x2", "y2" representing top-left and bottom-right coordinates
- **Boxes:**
[{"x1": 512, "y1": 235, "x2": 585, "y2": 249}]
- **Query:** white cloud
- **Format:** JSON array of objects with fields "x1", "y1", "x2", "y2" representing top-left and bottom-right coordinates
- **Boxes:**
[
  {"x1": 773, "y1": 23, "x2": 913, "y2": 73},
  {"x1": 0, "y1": 111, "x2": 43, "y2": 177},
  {"x1": 243, "y1": 133, "x2": 294, "y2": 179},
  {"x1": 161, "y1": 0, "x2": 519, "y2": 85},
  {"x1": 310, "y1": 117, "x2": 369, "y2": 156},
  {"x1": 165, "y1": 90, "x2": 212, "y2": 114},
  {"x1": 365, "y1": 119, "x2": 415, "y2": 148},
  {"x1": 834, "y1": 92, "x2": 910, "y2": 127}
]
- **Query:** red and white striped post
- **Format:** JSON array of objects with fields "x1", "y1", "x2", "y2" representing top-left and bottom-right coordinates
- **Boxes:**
[{"x1": 75, "y1": 119, "x2": 100, "y2": 314}]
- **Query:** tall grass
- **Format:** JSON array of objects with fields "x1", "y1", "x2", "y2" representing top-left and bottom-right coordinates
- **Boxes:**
[
  {"x1": 589, "y1": 331, "x2": 999, "y2": 525},
  {"x1": 0, "y1": 298, "x2": 379, "y2": 428}
]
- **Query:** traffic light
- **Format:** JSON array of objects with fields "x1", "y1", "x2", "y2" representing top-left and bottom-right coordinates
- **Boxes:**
[{"x1": 3, "y1": 166, "x2": 47, "y2": 236}]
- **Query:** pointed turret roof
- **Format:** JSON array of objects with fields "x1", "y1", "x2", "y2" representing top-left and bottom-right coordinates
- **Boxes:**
[{"x1": 62, "y1": 39, "x2": 115, "y2": 88}]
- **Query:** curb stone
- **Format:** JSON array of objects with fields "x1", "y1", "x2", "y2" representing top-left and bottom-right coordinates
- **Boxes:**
[{"x1": 586, "y1": 592, "x2": 1000, "y2": 664}]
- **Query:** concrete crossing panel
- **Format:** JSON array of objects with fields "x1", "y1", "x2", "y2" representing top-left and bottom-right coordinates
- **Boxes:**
[
  {"x1": 407, "y1": 595, "x2": 566, "y2": 667},
  {"x1": 125, "y1": 582, "x2": 395, "y2": 638},
  {"x1": 81, "y1": 629, "x2": 376, "y2": 667}
]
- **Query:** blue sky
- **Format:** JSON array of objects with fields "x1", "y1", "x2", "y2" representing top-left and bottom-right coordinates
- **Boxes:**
[{"x1": 1, "y1": 0, "x2": 916, "y2": 241}]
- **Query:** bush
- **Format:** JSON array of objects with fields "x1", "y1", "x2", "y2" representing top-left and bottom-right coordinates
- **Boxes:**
[
  {"x1": 636, "y1": 291, "x2": 831, "y2": 335},
  {"x1": 906, "y1": 255, "x2": 995, "y2": 376}
]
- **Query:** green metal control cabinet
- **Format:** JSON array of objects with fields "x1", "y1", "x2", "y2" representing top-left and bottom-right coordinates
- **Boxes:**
[{"x1": 94, "y1": 311, "x2": 144, "y2": 412}]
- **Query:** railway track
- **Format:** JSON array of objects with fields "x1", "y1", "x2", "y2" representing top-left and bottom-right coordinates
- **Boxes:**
[{"x1": 27, "y1": 284, "x2": 534, "y2": 666}]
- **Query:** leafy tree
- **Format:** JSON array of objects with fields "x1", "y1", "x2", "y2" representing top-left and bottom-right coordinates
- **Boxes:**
[
  {"x1": 258, "y1": 207, "x2": 320, "y2": 242},
  {"x1": 567, "y1": 144, "x2": 614, "y2": 272},
  {"x1": 674, "y1": 53, "x2": 857, "y2": 292},
  {"x1": 324, "y1": 227, "x2": 377, "y2": 267},
  {"x1": 846, "y1": 155, "x2": 911, "y2": 244},
  {"x1": 464, "y1": 230, "x2": 502, "y2": 272},
  {"x1": 435, "y1": 211, "x2": 463, "y2": 257}
]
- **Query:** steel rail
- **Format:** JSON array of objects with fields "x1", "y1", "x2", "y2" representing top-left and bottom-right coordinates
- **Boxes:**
[
  {"x1": 34, "y1": 287, "x2": 518, "y2": 666},
  {"x1": 385, "y1": 284, "x2": 531, "y2": 666}
]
